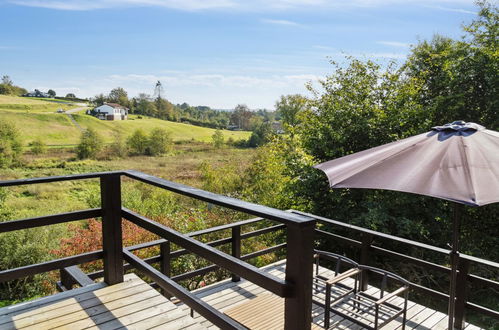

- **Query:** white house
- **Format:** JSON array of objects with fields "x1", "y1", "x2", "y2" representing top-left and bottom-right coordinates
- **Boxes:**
[{"x1": 94, "y1": 103, "x2": 128, "y2": 120}]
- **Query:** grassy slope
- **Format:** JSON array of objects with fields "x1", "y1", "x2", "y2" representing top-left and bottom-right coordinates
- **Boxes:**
[
  {"x1": 0, "y1": 95, "x2": 251, "y2": 144},
  {"x1": 0, "y1": 95, "x2": 75, "y2": 112}
]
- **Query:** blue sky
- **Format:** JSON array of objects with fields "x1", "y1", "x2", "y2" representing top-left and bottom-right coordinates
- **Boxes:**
[{"x1": 0, "y1": 0, "x2": 479, "y2": 109}]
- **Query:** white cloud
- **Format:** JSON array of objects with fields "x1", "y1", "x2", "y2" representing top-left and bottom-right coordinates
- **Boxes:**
[
  {"x1": 424, "y1": 5, "x2": 477, "y2": 15},
  {"x1": 376, "y1": 41, "x2": 411, "y2": 48},
  {"x1": 8, "y1": 0, "x2": 236, "y2": 11},
  {"x1": 261, "y1": 19, "x2": 300, "y2": 26},
  {"x1": 8, "y1": 0, "x2": 476, "y2": 11}
]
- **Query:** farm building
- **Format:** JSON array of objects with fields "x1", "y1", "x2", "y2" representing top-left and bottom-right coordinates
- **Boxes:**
[{"x1": 93, "y1": 103, "x2": 128, "y2": 120}]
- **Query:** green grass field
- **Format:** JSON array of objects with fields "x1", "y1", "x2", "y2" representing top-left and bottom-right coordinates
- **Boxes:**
[
  {"x1": 0, "y1": 95, "x2": 251, "y2": 145},
  {"x1": 0, "y1": 95, "x2": 76, "y2": 113}
]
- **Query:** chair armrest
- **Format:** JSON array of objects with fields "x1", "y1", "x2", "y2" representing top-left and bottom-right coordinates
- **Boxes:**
[
  {"x1": 326, "y1": 268, "x2": 361, "y2": 285},
  {"x1": 375, "y1": 286, "x2": 408, "y2": 305}
]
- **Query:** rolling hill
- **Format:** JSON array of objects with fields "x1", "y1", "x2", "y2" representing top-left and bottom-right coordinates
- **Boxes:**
[{"x1": 0, "y1": 95, "x2": 250, "y2": 145}]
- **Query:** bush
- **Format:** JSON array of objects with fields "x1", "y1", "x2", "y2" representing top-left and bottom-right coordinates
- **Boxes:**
[
  {"x1": 127, "y1": 129, "x2": 148, "y2": 155},
  {"x1": 211, "y1": 129, "x2": 225, "y2": 148},
  {"x1": 0, "y1": 121, "x2": 22, "y2": 168},
  {"x1": 147, "y1": 128, "x2": 172, "y2": 156},
  {"x1": 76, "y1": 128, "x2": 102, "y2": 159},
  {"x1": 108, "y1": 131, "x2": 128, "y2": 158},
  {"x1": 30, "y1": 138, "x2": 46, "y2": 155}
]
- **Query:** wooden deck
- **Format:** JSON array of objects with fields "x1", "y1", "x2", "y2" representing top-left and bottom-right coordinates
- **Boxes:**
[
  {"x1": 177, "y1": 260, "x2": 484, "y2": 330},
  {"x1": 0, "y1": 274, "x2": 203, "y2": 330},
  {"x1": 0, "y1": 262, "x2": 486, "y2": 329}
]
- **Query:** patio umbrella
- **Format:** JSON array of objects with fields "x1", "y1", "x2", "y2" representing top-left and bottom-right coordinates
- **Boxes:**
[{"x1": 314, "y1": 121, "x2": 499, "y2": 329}]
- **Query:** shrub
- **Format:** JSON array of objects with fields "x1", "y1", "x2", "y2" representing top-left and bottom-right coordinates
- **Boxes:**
[
  {"x1": 108, "y1": 131, "x2": 128, "y2": 158},
  {"x1": 76, "y1": 128, "x2": 102, "y2": 159},
  {"x1": 0, "y1": 121, "x2": 22, "y2": 168},
  {"x1": 30, "y1": 138, "x2": 46, "y2": 155},
  {"x1": 211, "y1": 129, "x2": 225, "y2": 149},
  {"x1": 127, "y1": 129, "x2": 148, "y2": 155},
  {"x1": 147, "y1": 128, "x2": 172, "y2": 156}
]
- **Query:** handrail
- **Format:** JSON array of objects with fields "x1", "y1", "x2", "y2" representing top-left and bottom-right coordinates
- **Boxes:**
[
  {"x1": 294, "y1": 210, "x2": 450, "y2": 254},
  {"x1": 122, "y1": 207, "x2": 290, "y2": 297},
  {"x1": 124, "y1": 170, "x2": 315, "y2": 226},
  {"x1": 0, "y1": 171, "x2": 123, "y2": 187},
  {"x1": 0, "y1": 209, "x2": 102, "y2": 233}
]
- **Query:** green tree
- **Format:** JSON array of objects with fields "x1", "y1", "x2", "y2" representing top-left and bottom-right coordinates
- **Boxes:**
[
  {"x1": 147, "y1": 128, "x2": 172, "y2": 156},
  {"x1": 0, "y1": 121, "x2": 22, "y2": 168},
  {"x1": 65, "y1": 93, "x2": 76, "y2": 98},
  {"x1": 76, "y1": 128, "x2": 102, "y2": 159},
  {"x1": 127, "y1": 129, "x2": 149, "y2": 155},
  {"x1": 47, "y1": 89, "x2": 56, "y2": 97},
  {"x1": 248, "y1": 122, "x2": 273, "y2": 147},
  {"x1": 108, "y1": 87, "x2": 129, "y2": 107},
  {"x1": 275, "y1": 94, "x2": 307, "y2": 130},
  {"x1": 212, "y1": 129, "x2": 225, "y2": 148}
]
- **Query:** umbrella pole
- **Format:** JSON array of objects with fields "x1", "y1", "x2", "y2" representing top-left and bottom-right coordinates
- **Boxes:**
[{"x1": 448, "y1": 203, "x2": 462, "y2": 330}]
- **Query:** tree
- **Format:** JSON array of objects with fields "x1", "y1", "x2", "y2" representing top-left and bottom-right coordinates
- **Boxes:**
[
  {"x1": 127, "y1": 129, "x2": 149, "y2": 155},
  {"x1": 212, "y1": 129, "x2": 225, "y2": 148},
  {"x1": 108, "y1": 87, "x2": 129, "y2": 107},
  {"x1": 275, "y1": 94, "x2": 307, "y2": 130},
  {"x1": 248, "y1": 122, "x2": 273, "y2": 147},
  {"x1": 76, "y1": 128, "x2": 102, "y2": 159},
  {"x1": 1, "y1": 75, "x2": 13, "y2": 86},
  {"x1": 0, "y1": 121, "x2": 22, "y2": 168},
  {"x1": 65, "y1": 93, "x2": 76, "y2": 98},
  {"x1": 92, "y1": 94, "x2": 106, "y2": 106},
  {"x1": 47, "y1": 89, "x2": 56, "y2": 97},
  {"x1": 147, "y1": 128, "x2": 172, "y2": 156},
  {"x1": 230, "y1": 104, "x2": 254, "y2": 130}
]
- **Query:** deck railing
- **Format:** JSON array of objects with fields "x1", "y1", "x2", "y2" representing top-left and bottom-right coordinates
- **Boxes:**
[
  {"x1": 0, "y1": 171, "x2": 497, "y2": 329},
  {"x1": 0, "y1": 171, "x2": 315, "y2": 330}
]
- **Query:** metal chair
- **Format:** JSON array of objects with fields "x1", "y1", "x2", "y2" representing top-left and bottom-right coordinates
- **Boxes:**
[
  {"x1": 325, "y1": 265, "x2": 410, "y2": 330},
  {"x1": 312, "y1": 250, "x2": 361, "y2": 328}
]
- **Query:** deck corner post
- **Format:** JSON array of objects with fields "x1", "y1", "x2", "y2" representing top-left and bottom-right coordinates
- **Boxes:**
[
  {"x1": 231, "y1": 225, "x2": 241, "y2": 282},
  {"x1": 100, "y1": 174, "x2": 124, "y2": 285},
  {"x1": 284, "y1": 219, "x2": 315, "y2": 330}
]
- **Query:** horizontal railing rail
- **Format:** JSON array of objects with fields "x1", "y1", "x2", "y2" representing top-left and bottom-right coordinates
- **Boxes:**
[{"x1": 122, "y1": 207, "x2": 290, "y2": 297}]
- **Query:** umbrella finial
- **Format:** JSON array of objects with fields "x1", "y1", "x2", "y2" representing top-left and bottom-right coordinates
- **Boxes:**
[{"x1": 432, "y1": 121, "x2": 485, "y2": 132}]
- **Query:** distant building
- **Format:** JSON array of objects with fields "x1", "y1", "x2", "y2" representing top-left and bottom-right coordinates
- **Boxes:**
[
  {"x1": 93, "y1": 103, "x2": 128, "y2": 120},
  {"x1": 23, "y1": 89, "x2": 51, "y2": 98}
]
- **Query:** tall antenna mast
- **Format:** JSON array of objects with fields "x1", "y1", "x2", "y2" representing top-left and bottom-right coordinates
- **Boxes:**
[{"x1": 153, "y1": 80, "x2": 164, "y2": 99}]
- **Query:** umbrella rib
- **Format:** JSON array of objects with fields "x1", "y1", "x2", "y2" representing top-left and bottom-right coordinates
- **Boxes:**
[{"x1": 460, "y1": 135, "x2": 477, "y2": 204}]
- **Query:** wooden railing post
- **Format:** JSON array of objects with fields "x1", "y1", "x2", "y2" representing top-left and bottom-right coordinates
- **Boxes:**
[
  {"x1": 360, "y1": 233, "x2": 373, "y2": 290},
  {"x1": 160, "y1": 240, "x2": 171, "y2": 297},
  {"x1": 231, "y1": 225, "x2": 241, "y2": 282},
  {"x1": 100, "y1": 174, "x2": 124, "y2": 285},
  {"x1": 284, "y1": 220, "x2": 315, "y2": 330},
  {"x1": 454, "y1": 256, "x2": 470, "y2": 330}
]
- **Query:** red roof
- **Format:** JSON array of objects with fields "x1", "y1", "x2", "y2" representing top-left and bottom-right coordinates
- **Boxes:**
[{"x1": 105, "y1": 103, "x2": 128, "y2": 109}]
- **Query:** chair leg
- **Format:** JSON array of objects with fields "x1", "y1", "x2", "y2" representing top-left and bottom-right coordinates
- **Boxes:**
[
  {"x1": 402, "y1": 297, "x2": 408, "y2": 330},
  {"x1": 374, "y1": 304, "x2": 379, "y2": 330}
]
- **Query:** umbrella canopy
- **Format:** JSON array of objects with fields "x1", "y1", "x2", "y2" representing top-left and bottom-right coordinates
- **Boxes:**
[{"x1": 314, "y1": 121, "x2": 499, "y2": 207}]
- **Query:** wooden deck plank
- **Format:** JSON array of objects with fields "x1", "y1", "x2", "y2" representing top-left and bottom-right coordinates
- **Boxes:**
[
  {"x1": 2, "y1": 273, "x2": 206, "y2": 330},
  {"x1": 0, "y1": 274, "x2": 142, "y2": 325},
  {"x1": 3, "y1": 283, "x2": 153, "y2": 329}
]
